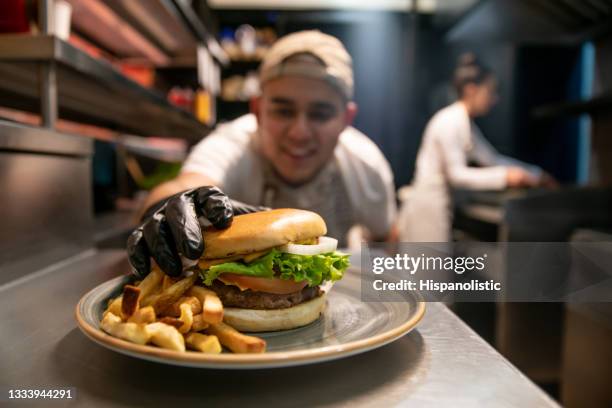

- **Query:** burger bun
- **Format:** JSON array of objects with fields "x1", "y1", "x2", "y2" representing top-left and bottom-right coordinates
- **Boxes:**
[
  {"x1": 222, "y1": 294, "x2": 326, "y2": 332},
  {"x1": 203, "y1": 209, "x2": 327, "y2": 260}
]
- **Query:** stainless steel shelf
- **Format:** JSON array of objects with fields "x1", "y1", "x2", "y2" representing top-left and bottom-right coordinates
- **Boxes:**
[
  {"x1": 0, "y1": 118, "x2": 92, "y2": 156},
  {"x1": 170, "y1": 0, "x2": 229, "y2": 66},
  {"x1": 0, "y1": 34, "x2": 209, "y2": 142},
  {"x1": 532, "y1": 92, "x2": 612, "y2": 119}
]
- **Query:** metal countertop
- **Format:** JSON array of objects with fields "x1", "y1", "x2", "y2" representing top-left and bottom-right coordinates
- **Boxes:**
[{"x1": 0, "y1": 250, "x2": 558, "y2": 407}]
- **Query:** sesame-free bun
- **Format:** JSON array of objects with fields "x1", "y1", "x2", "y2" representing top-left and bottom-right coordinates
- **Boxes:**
[
  {"x1": 202, "y1": 209, "x2": 327, "y2": 260},
  {"x1": 222, "y1": 294, "x2": 326, "y2": 332}
]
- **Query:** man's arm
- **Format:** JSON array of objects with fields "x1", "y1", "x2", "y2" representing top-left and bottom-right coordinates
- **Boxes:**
[{"x1": 139, "y1": 172, "x2": 217, "y2": 218}]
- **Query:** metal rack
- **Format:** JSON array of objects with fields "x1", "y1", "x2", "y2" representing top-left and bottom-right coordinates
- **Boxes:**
[
  {"x1": 0, "y1": 0, "x2": 229, "y2": 142},
  {"x1": 0, "y1": 0, "x2": 225, "y2": 271},
  {"x1": 0, "y1": 34, "x2": 210, "y2": 142}
]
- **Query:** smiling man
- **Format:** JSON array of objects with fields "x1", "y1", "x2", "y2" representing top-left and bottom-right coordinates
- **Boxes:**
[{"x1": 132, "y1": 31, "x2": 395, "y2": 275}]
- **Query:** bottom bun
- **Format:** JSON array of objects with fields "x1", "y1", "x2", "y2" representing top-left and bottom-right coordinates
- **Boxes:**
[{"x1": 222, "y1": 294, "x2": 327, "y2": 332}]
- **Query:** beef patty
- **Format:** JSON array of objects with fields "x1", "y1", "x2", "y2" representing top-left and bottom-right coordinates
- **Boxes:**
[{"x1": 208, "y1": 281, "x2": 322, "y2": 309}]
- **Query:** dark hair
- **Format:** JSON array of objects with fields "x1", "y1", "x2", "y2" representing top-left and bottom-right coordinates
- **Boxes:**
[{"x1": 453, "y1": 53, "x2": 493, "y2": 97}]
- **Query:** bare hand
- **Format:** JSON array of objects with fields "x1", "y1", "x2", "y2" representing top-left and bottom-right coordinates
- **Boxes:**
[
  {"x1": 506, "y1": 167, "x2": 538, "y2": 188},
  {"x1": 538, "y1": 172, "x2": 560, "y2": 189}
]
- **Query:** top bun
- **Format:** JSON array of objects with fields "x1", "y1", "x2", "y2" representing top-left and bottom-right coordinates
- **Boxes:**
[{"x1": 202, "y1": 208, "x2": 327, "y2": 259}]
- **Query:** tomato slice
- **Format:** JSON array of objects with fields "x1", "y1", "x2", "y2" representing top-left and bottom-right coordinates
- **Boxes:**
[{"x1": 218, "y1": 273, "x2": 307, "y2": 294}]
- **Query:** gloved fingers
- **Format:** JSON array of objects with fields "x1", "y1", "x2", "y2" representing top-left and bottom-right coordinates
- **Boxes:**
[
  {"x1": 127, "y1": 226, "x2": 151, "y2": 279},
  {"x1": 165, "y1": 193, "x2": 204, "y2": 260},
  {"x1": 142, "y1": 212, "x2": 182, "y2": 277},
  {"x1": 230, "y1": 199, "x2": 270, "y2": 215},
  {"x1": 194, "y1": 186, "x2": 234, "y2": 229}
]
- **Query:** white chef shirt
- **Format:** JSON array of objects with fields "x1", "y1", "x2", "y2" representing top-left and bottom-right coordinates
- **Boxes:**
[
  {"x1": 181, "y1": 114, "x2": 396, "y2": 244},
  {"x1": 398, "y1": 101, "x2": 541, "y2": 242},
  {"x1": 412, "y1": 101, "x2": 541, "y2": 190}
]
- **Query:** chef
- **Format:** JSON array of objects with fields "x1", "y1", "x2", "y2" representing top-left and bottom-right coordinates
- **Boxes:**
[
  {"x1": 127, "y1": 30, "x2": 396, "y2": 278},
  {"x1": 398, "y1": 53, "x2": 556, "y2": 242}
]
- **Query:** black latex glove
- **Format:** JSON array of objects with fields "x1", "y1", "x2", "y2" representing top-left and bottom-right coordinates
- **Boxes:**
[{"x1": 127, "y1": 186, "x2": 265, "y2": 278}]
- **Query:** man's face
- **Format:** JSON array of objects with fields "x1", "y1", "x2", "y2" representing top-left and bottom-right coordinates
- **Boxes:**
[{"x1": 253, "y1": 76, "x2": 355, "y2": 186}]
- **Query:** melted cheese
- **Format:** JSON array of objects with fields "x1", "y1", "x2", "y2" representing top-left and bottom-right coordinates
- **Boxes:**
[
  {"x1": 217, "y1": 276, "x2": 251, "y2": 291},
  {"x1": 198, "y1": 255, "x2": 242, "y2": 270},
  {"x1": 198, "y1": 249, "x2": 270, "y2": 270}
]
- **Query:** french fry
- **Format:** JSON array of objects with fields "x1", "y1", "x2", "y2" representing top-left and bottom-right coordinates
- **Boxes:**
[
  {"x1": 177, "y1": 303, "x2": 194, "y2": 334},
  {"x1": 137, "y1": 267, "x2": 164, "y2": 299},
  {"x1": 185, "y1": 333, "x2": 222, "y2": 354},
  {"x1": 127, "y1": 306, "x2": 156, "y2": 324},
  {"x1": 165, "y1": 296, "x2": 202, "y2": 317},
  {"x1": 186, "y1": 285, "x2": 216, "y2": 302},
  {"x1": 100, "y1": 313, "x2": 150, "y2": 345},
  {"x1": 105, "y1": 296, "x2": 123, "y2": 318},
  {"x1": 101, "y1": 271, "x2": 276, "y2": 355},
  {"x1": 105, "y1": 269, "x2": 162, "y2": 319},
  {"x1": 206, "y1": 322, "x2": 266, "y2": 354},
  {"x1": 162, "y1": 274, "x2": 180, "y2": 291},
  {"x1": 202, "y1": 294, "x2": 224, "y2": 324},
  {"x1": 147, "y1": 322, "x2": 185, "y2": 352},
  {"x1": 121, "y1": 285, "x2": 141, "y2": 318},
  {"x1": 142, "y1": 274, "x2": 198, "y2": 314},
  {"x1": 187, "y1": 286, "x2": 223, "y2": 324},
  {"x1": 158, "y1": 317, "x2": 183, "y2": 329},
  {"x1": 191, "y1": 314, "x2": 209, "y2": 332}
]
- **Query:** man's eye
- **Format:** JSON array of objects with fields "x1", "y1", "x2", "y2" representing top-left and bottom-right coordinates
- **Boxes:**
[
  {"x1": 272, "y1": 109, "x2": 295, "y2": 118},
  {"x1": 309, "y1": 111, "x2": 334, "y2": 122}
]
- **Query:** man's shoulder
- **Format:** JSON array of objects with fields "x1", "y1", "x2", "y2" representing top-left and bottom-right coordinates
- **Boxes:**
[
  {"x1": 209, "y1": 114, "x2": 257, "y2": 146},
  {"x1": 182, "y1": 114, "x2": 258, "y2": 177},
  {"x1": 335, "y1": 126, "x2": 396, "y2": 236},
  {"x1": 337, "y1": 127, "x2": 390, "y2": 169}
]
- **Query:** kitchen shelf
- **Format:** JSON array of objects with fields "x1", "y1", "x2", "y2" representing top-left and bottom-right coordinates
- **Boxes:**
[
  {"x1": 102, "y1": 0, "x2": 198, "y2": 58},
  {"x1": 171, "y1": 0, "x2": 229, "y2": 66},
  {"x1": 219, "y1": 98, "x2": 250, "y2": 103},
  {"x1": 0, "y1": 34, "x2": 209, "y2": 142},
  {"x1": 217, "y1": 98, "x2": 249, "y2": 120},
  {"x1": 68, "y1": 0, "x2": 170, "y2": 65},
  {"x1": 532, "y1": 92, "x2": 612, "y2": 119}
]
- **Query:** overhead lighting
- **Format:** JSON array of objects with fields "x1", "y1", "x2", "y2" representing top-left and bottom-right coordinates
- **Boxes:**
[{"x1": 208, "y1": 0, "x2": 436, "y2": 13}]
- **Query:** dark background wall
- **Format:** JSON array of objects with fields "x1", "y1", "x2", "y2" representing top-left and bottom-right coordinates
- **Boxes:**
[
  {"x1": 215, "y1": 7, "x2": 587, "y2": 188},
  {"x1": 218, "y1": 10, "x2": 440, "y2": 188}
]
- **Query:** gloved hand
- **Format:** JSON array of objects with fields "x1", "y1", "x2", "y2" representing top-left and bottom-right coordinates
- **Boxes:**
[{"x1": 127, "y1": 186, "x2": 265, "y2": 278}]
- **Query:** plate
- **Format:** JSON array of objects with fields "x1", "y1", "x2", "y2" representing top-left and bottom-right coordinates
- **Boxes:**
[{"x1": 75, "y1": 269, "x2": 425, "y2": 369}]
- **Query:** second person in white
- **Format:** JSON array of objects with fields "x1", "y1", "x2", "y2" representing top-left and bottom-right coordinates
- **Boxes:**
[{"x1": 398, "y1": 54, "x2": 555, "y2": 242}]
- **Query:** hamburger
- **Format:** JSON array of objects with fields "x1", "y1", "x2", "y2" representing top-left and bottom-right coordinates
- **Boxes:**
[{"x1": 197, "y1": 208, "x2": 350, "y2": 332}]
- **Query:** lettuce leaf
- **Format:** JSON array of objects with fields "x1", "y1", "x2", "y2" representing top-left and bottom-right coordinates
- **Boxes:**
[{"x1": 201, "y1": 249, "x2": 350, "y2": 287}]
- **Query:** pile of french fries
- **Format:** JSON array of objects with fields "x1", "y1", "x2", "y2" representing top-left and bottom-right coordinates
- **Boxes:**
[{"x1": 101, "y1": 267, "x2": 266, "y2": 354}]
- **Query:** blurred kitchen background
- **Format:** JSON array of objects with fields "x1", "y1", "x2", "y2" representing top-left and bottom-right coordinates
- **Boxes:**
[{"x1": 1, "y1": 1, "x2": 612, "y2": 406}]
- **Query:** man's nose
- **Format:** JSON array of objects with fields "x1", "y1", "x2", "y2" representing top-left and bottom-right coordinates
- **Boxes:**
[{"x1": 287, "y1": 114, "x2": 312, "y2": 142}]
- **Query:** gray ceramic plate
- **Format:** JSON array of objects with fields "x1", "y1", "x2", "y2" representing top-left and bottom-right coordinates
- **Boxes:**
[{"x1": 75, "y1": 269, "x2": 425, "y2": 369}]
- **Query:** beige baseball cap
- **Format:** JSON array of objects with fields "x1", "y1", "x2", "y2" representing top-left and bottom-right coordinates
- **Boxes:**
[{"x1": 259, "y1": 30, "x2": 354, "y2": 100}]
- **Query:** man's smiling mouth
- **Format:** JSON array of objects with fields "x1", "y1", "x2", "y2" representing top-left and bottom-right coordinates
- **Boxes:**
[{"x1": 281, "y1": 147, "x2": 317, "y2": 160}]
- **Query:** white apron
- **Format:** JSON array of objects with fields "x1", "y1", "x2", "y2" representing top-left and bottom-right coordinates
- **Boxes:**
[
  {"x1": 397, "y1": 102, "x2": 542, "y2": 242},
  {"x1": 397, "y1": 181, "x2": 451, "y2": 242}
]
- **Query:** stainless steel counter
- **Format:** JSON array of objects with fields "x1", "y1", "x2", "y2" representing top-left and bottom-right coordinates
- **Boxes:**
[{"x1": 0, "y1": 250, "x2": 559, "y2": 407}]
